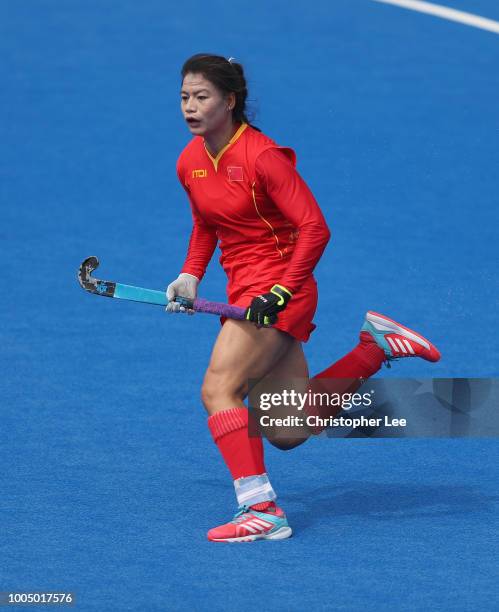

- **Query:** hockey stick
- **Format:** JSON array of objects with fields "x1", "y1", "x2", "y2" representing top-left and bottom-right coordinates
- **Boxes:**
[{"x1": 77, "y1": 256, "x2": 246, "y2": 319}]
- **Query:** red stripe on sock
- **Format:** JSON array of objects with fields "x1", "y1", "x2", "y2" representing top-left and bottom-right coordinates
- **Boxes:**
[{"x1": 207, "y1": 406, "x2": 247, "y2": 441}]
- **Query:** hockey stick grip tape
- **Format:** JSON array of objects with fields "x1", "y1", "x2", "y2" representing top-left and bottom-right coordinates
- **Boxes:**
[{"x1": 175, "y1": 297, "x2": 246, "y2": 320}]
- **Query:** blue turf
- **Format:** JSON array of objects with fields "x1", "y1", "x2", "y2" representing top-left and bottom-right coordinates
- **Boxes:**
[{"x1": 1, "y1": 1, "x2": 499, "y2": 610}]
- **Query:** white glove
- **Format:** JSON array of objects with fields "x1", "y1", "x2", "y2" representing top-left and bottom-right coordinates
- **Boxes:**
[{"x1": 165, "y1": 273, "x2": 199, "y2": 314}]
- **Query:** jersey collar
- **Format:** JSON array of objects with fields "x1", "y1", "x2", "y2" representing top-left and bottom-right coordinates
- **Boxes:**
[{"x1": 203, "y1": 123, "x2": 248, "y2": 171}]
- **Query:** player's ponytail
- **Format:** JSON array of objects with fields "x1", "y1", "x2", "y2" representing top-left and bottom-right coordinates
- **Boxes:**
[
  {"x1": 226, "y1": 59, "x2": 251, "y2": 127},
  {"x1": 181, "y1": 53, "x2": 260, "y2": 131}
]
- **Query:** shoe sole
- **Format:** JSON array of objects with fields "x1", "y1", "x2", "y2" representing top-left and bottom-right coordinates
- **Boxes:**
[
  {"x1": 366, "y1": 311, "x2": 441, "y2": 362},
  {"x1": 209, "y1": 526, "x2": 293, "y2": 543}
]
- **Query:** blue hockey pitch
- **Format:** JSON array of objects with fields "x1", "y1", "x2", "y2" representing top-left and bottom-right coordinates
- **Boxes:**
[{"x1": 1, "y1": 1, "x2": 498, "y2": 610}]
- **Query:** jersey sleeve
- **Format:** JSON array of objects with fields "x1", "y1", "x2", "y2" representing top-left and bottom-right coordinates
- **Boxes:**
[
  {"x1": 255, "y1": 148, "x2": 331, "y2": 294},
  {"x1": 177, "y1": 163, "x2": 218, "y2": 281}
]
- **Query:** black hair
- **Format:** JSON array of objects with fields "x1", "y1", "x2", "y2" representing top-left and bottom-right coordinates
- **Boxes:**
[{"x1": 181, "y1": 53, "x2": 259, "y2": 130}]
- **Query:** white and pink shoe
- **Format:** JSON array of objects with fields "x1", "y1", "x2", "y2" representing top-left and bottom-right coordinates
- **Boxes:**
[
  {"x1": 207, "y1": 505, "x2": 292, "y2": 543},
  {"x1": 361, "y1": 311, "x2": 441, "y2": 362}
]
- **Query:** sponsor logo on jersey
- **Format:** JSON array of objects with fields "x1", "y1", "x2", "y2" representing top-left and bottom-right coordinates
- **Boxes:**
[
  {"x1": 192, "y1": 169, "x2": 207, "y2": 178},
  {"x1": 227, "y1": 166, "x2": 244, "y2": 182}
]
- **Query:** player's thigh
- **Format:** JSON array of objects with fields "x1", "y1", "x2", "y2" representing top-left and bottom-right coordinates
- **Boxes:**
[
  {"x1": 251, "y1": 340, "x2": 311, "y2": 449},
  {"x1": 262, "y1": 339, "x2": 309, "y2": 379},
  {"x1": 203, "y1": 319, "x2": 295, "y2": 398}
]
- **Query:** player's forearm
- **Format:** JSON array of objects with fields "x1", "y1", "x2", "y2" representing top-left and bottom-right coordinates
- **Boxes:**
[
  {"x1": 280, "y1": 221, "x2": 331, "y2": 293},
  {"x1": 180, "y1": 223, "x2": 218, "y2": 281}
]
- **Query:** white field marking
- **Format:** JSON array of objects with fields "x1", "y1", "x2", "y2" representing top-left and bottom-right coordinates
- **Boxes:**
[{"x1": 372, "y1": 0, "x2": 499, "y2": 34}]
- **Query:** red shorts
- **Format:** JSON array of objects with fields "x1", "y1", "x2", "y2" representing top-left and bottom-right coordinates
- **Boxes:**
[{"x1": 222, "y1": 275, "x2": 318, "y2": 342}]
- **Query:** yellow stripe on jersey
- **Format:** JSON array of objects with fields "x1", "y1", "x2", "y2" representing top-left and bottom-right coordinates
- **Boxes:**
[
  {"x1": 204, "y1": 123, "x2": 248, "y2": 171},
  {"x1": 251, "y1": 182, "x2": 284, "y2": 258}
]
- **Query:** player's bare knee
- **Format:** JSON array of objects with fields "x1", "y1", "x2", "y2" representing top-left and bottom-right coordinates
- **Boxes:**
[
  {"x1": 201, "y1": 370, "x2": 244, "y2": 412},
  {"x1": 201, "y1": 378, "x2": 218, "y2": 411}
]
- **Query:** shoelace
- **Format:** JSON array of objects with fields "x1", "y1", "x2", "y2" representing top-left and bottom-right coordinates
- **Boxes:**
[
  {"x1": 232, "y1": 506, "x2": 252, "y2": 524},
  {"x1": 384, "y1": 355, "x2": 411, "y2": 368}
]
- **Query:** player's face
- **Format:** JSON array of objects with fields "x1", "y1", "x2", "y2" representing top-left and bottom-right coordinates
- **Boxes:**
[{"x1": 181, "y1": 73, "x2": 230, "y2": 136}]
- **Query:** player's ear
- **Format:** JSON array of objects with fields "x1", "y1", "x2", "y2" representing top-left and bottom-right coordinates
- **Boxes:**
[{"x1": 226, "y1": 92, "x2": 236, "y2": 112}]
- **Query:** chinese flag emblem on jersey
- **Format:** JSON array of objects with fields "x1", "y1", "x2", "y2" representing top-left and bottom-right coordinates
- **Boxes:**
[{"x1": 227, "y1": 166, "x2": 244, "y2": 181}]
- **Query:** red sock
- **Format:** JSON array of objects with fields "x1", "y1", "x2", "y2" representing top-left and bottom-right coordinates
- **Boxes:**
[
  {"x1": 250, "y1": 500, "x2": 277, "y2": 512},
  {"x1": 315, "y1": 332, "x2": 385, "y2": 379},
  {"x1": 207, "y1": 407, "x2": 266, "y2": 480},
  {"x1": 302, "y1": 332, "x2": 385, "y2": 435}
]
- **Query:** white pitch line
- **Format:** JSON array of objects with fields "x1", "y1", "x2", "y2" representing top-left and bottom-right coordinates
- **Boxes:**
[{"x1": 372, "y1": 0, "x2": 499, "y2": 34}]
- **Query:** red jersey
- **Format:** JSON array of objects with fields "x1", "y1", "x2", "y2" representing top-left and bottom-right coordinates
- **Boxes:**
[{"x1": 177, "y1": 123, "x2": 330, "y2": 294}]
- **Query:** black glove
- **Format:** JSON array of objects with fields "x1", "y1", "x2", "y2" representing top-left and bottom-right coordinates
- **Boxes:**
[{"x1": 245, "y1": 284, "x2": 293, "y2": 327}]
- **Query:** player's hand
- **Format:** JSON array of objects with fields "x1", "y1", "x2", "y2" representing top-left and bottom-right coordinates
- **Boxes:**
[
  {"x1": 165, "y1": 273, "x2": 199, "y2": 314},
  {"x1": 244, "y1": 284, "x2": 292, "y2": 327}
]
